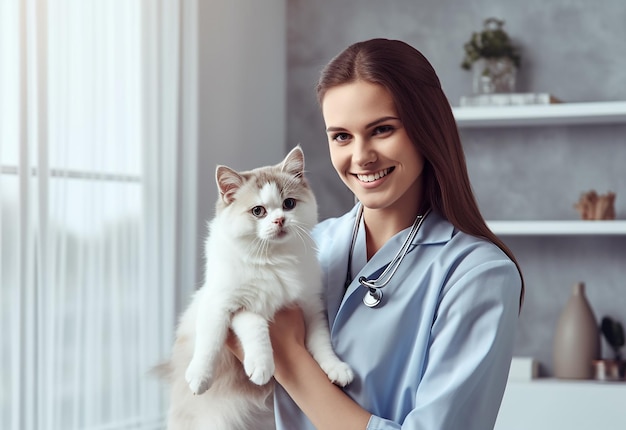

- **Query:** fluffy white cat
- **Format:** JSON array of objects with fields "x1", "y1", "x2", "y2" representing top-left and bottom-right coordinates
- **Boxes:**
[{"x1": 162, "y1": 146, "x2": 353, "y2": 430}]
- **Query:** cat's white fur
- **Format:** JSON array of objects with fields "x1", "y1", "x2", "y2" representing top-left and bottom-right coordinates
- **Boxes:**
[{"x1": 163, "y1": 146, "x2": 353, "y2": 430}]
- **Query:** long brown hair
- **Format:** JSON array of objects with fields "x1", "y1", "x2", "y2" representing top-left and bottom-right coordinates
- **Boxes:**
[{"x1": 317, "y1": 38, "x2": 524, "y2": 308}]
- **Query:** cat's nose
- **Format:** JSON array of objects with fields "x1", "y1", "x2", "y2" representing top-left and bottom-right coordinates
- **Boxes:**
[{"x1": 273, "y1": 217, "x2": 285, "y2": 227}]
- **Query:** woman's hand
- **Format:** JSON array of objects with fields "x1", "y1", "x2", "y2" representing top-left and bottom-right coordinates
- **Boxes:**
[
  {"x1": 225, "y1": 305, "x2": 307, "y2": 380},
  {"x1": 225, "y1": 328, "x2": 244, "y2": 362},
  {"x1": 227, "y1": 306, "x2": 370, "y2": 429}
]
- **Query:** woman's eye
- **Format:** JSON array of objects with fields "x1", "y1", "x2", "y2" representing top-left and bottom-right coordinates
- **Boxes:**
[
  {"x1": 283, "y1": 198, "x2": 296, "y2": 210},
  {"x1": 373, "y1": 125, "x2": 394, "y2": 135},
  {"x1": 251, "y1": 206, "x2": 266, "y2": 217},
  {"x1": 332, "y1": 132, "x2": 351, "y2": 142}
]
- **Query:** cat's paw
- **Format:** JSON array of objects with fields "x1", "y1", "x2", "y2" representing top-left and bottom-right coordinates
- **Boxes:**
[
  {"x1": 320, "y1": 360, "x2": 354, "y2": 387},
  {"x1": 243, "y1": 355, "x2": 275, "y2": 386},
  {"x1": 185, "y1": 358, "x2": 213, "y2": 395}
]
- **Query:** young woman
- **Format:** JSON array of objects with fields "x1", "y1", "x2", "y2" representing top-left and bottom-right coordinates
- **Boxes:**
[{"x1": 247, "y1": 38, "x2": 522, "y2": 430}]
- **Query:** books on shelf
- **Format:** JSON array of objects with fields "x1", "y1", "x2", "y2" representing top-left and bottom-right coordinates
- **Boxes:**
[{"x1": 459, "y1": 93, "x2": 562, "y2": 107}]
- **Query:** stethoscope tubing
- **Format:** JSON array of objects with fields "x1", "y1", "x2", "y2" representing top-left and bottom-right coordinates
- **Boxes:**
[{"x1": 346, "y1": 203, "x2": 431, "y2": 307}]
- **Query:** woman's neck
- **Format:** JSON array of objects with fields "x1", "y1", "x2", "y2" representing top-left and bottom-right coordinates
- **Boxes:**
[{"x1": 362, "y1": 203, "x2": 425, "y2": 260}]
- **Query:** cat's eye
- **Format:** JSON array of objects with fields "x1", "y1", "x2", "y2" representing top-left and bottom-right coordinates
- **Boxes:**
[
  {"x1": 251, "y1": 206, "x2": 266, "y2": 217},
  {"x1": 283, "y1": 198, "x2": 296, "y2": 210}
]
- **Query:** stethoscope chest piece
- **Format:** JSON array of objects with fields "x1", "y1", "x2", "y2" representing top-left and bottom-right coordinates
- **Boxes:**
[{"x1": 363, "y1": 286, "x2": 383, "y2": 308}]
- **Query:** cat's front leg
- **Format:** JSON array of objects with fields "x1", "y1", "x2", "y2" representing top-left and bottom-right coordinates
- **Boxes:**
[
  {"x1": 185, "y1": 293, "x2": 232, "y2": 395},
  {"x1": 301, "y1": 300, "x2": 354, "y2": 387},
  {"x1": 231, "y1": 310, "x2": 275, "y2": 385}
]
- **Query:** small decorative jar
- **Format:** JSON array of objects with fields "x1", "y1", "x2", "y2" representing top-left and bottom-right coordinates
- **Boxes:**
[{"x1": 472, "y1": 57, "x2": 517, "y2": 94}]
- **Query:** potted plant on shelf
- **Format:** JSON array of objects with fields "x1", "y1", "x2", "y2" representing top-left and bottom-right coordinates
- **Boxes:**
[
  {"x1": 599, "y1": 316, "x2": 625, "y2": 379},
  {"x1": 461, "y1": 17, "x2": 521, "y2": 94}
]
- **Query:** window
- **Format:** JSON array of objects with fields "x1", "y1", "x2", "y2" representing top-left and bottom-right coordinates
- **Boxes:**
[{"x1": 0, "y1": 1, "x2": 195, "y2": 429}]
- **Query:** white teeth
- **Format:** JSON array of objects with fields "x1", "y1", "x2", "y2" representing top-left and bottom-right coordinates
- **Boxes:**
[{"x1": 357, "y1": 168, "x2": 390, "y2": 183}]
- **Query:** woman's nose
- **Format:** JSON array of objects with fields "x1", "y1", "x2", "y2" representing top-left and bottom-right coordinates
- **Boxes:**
[{"x1": 352, "y1": 139, "x2": 376, "y2": 166}]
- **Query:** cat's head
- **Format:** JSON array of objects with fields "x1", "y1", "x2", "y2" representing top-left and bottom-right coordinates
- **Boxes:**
[{"x1": 214, "y1": 146, "x2": 318, "y2": 245}]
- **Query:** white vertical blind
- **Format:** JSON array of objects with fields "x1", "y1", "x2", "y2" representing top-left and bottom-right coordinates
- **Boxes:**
[{"x1": 0, "y1": 1, "x2": 197, "y2": 429}]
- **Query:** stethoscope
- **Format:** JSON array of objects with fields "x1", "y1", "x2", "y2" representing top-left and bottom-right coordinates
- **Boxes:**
[{"x1": 345, "y1": 203, "x2": 431, "y2": 308}]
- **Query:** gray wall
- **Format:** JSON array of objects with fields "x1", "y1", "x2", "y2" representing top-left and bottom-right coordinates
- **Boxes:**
[
  {"x1": 195, "y1": 0, "x2": 286, "y2": 290},
  {"x1": 287, "y1": 0, "x2": 626, "y2": 376}
]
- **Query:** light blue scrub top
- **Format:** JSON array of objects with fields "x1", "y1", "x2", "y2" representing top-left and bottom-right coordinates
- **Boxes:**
[{"x1": 274, "y1": 205, "x2": 521, "y2": 430}]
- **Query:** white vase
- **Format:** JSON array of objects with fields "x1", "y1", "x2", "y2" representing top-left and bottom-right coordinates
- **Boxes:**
[{"x1": 552, "y1": 282, "x2": 601, "y2": 379}]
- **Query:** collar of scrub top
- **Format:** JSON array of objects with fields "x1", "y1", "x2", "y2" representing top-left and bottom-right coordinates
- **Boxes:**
[{"x1": 326, "y1": 205, "x2": 454, "y2": 317}]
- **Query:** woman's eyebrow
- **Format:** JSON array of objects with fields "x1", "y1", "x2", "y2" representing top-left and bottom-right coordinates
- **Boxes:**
[
  {"x1": 365, "y1": 116, "x2": 400, "y2": 129},
  {"x1": 326, "y1": 116, "x2": 400, "y2": 133},
  {"x1": 325, "y1": 125, "x2": 347, "y2": 133}
]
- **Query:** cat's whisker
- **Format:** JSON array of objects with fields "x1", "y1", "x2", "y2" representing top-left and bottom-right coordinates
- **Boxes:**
[
  {"x1": 260, "y1": 238, "x2": 270, "y2": 261},
  {"x1": 251, "y1": 236, "x2": 270, "y2": 263},
  {"x1": 291, "y1": 223, "x2": 315, "y2": 253},
  {"x1": 255, "y1": 238, "x2": 269, "y2": 265},
  {"x1": 291, "y1": 221, "x2": 314, "y2": 241},
  {"x1": 248, "y1": 237, "x2": 266, "y2": 265}
]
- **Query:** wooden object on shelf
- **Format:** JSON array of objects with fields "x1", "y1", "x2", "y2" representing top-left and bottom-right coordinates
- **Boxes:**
[{"x1": 574, "y1": 190, "x2": 616, "y2": 220}]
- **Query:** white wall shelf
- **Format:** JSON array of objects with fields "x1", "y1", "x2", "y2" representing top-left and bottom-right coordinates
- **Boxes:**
[
  {"x1": 453, "y1": 100, "x2": 626, "y2": 128},
  {"x1": 457, "y1": 102, "x2": 625, "y2": 426},
  {"x1": 487, "y1": 220, "x2": 626, "y2": 236}
]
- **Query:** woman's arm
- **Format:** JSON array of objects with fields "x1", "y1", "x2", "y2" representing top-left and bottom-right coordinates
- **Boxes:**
[{"x1": 269, "y1": 307, "x2": 371, "y2": 430}]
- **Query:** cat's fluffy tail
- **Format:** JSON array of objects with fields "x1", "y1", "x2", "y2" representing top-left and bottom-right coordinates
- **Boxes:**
[{"x1": 155, "y1": 341, "x2": 275, "y2": 430}]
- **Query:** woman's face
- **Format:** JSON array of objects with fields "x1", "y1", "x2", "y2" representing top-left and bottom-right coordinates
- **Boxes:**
[{"x1": 322, "y1": 81, "x2": 425, "y2": 216}]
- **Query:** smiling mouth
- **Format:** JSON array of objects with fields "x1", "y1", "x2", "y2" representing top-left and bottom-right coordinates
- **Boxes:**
[{"x1": 355, "y1": 167, "x2": 393, "y2": 183}]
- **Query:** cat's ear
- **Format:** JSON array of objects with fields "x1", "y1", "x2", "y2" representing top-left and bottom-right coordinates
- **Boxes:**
[
  {"x1": 281, "y1": 145, "x2": 305, "y2": 179},
  {"x1": 216, "y1": 165, "x2": 244, "y2": 205}
]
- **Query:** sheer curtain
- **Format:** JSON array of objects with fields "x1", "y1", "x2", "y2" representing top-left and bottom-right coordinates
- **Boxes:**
[{"x1": 0, "y1": 0, "x2": 197, "y2": 429}]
